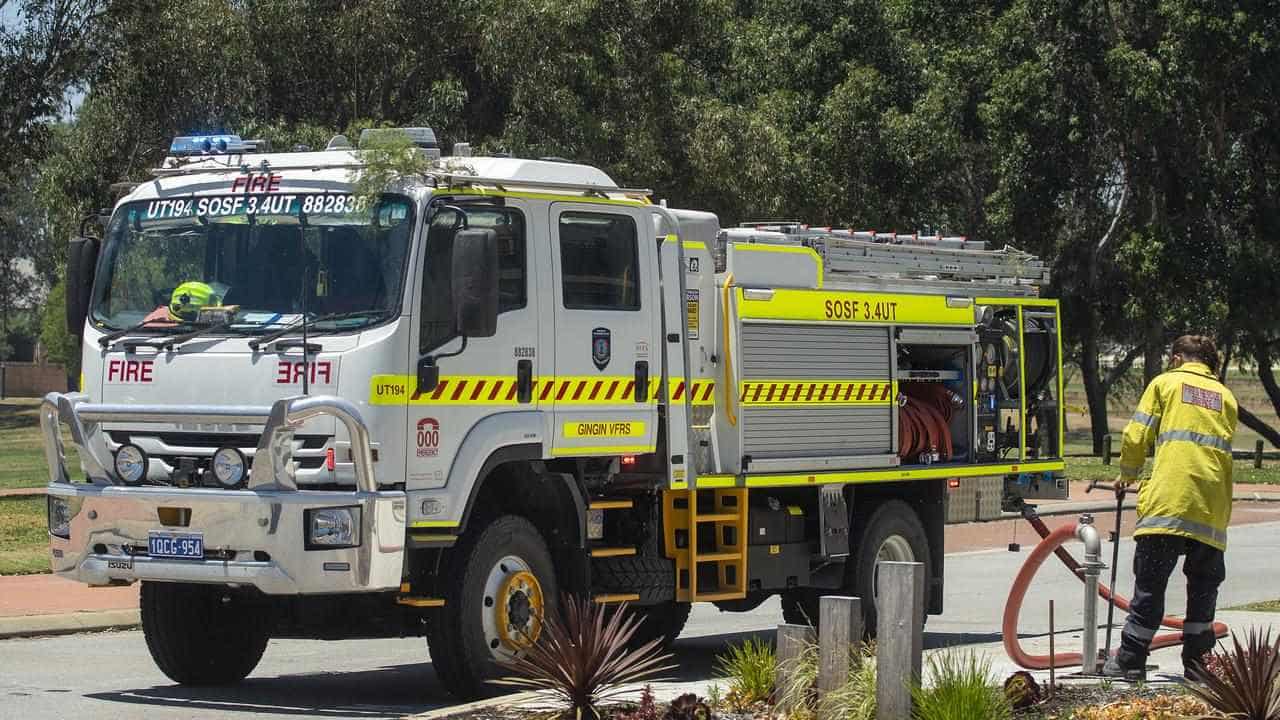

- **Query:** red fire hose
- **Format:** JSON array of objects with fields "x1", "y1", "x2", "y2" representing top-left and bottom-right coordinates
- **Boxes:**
[{"x1": 1002, "y1": 509, "x2": 1229, "y2": 670}]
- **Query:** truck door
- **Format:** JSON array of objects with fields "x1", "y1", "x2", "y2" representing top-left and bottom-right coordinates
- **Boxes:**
[
  {"x1": 548, "y1": 204, "x2": 660, "y2": 457},
  {"x1": 404, "y1": 200, "x2": 539, "y2": 488}
]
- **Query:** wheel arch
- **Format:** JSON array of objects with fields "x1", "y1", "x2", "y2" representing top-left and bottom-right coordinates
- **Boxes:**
[
  {"x1": 847, "y1": 479, "x2": 946, "y2": 614},
  {"x1": 456, "y1": 446, "x2": 586, "y2": 551}
]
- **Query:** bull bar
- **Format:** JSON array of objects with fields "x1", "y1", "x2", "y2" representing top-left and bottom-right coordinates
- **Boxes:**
[{"x1": 41, "y1": 392, "x2": 406, "y2": 594}]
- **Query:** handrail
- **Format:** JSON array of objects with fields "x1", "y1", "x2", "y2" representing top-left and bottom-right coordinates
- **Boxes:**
[{"x1": 40, "y1": 393, "x2": 378, "y2": 493}]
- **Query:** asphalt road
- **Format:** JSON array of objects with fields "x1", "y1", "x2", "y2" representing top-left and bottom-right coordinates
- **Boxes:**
[{"x1": 4, "y1": 518, "x2": 1280, "y2": 720}]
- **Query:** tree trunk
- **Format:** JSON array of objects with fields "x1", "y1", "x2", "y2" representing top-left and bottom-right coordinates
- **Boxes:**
[
  {"x1": 1142, "y1": 319, "x2": 1163, "y2": 386},
  {"x1": 1251, "y1": 343, "x2": 1280, "y2": 418},
  {"x1": 1239, "y1": 406, "x2": 1280, "y2": 449},
  {"x1": 1079, "y1": 312, "x2": 1110, "y2": 455}
]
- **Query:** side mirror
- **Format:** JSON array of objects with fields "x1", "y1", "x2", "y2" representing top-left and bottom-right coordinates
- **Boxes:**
[
  {"x1": 66, "y1": 236, "x2": 100, "y2": 337},
  {"x1": 417, "y1": 356, "x2": 440, "y2": 395},
  {"x1": 451, "y1": 228, "x2": 499, "y2": 338}
]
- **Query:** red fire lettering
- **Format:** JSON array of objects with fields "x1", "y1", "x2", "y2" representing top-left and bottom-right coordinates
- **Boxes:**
[
  {"x1": 315, "y1": 361, "x2": 331, "y2": 384},
  {"x1": 276, "y1": 361, "x2": 292, "y2": 384},
  {"x1": 267, "y1": 174, "x2": 282, "y2": 192},
  {"x1": 231, "y1": 176, "x2": 248, "y2": 193},
  {"x1": 139, "y1": 361, "x2": 153, "y2": 382},
  {"x1": 107, "y1": 359, "x2": 121, "y2": 381}
]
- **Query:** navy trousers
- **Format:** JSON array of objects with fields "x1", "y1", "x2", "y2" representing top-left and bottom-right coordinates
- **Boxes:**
[{"x1": 1116, "y1": 534, "x2": 1225, "y2": 669}]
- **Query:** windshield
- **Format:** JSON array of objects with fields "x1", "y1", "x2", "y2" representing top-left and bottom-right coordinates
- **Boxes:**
[{"x1": 92, "y1": 193, "x2": 414, "y2": 333}]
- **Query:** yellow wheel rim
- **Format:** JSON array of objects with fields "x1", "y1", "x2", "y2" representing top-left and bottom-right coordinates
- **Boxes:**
[{"x1": 494, "y1": 569, "x2": 544, "y2": 650}]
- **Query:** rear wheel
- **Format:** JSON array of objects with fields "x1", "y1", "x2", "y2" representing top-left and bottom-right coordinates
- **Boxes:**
[
  {"x1": 141, "y1": 581, "x2": 270, "y2": 685},
  {"x1": 427, "y1": 515, "x2": 558, "y2": 699},
  {"x1": 850, "y1": 499, "x2": 931, "y2": 637}
]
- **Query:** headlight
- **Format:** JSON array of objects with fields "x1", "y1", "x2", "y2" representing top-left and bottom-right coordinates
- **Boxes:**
[
  {"x1": 114, "y1": 444, "x2": 148, "y2": 484},
  {"x1": 305, "y1": 506, "x2": 362, "y2": 549},
  {"x1": 48, "y1": 495, "x2": 78, "y2": 539},
  {"x1": 210, "y1": 446, "x2": 247, "y2": 488}
]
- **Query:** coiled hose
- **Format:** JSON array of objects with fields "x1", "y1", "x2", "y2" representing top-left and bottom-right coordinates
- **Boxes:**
[{"x1": 1002, "y1": 509, "x2": 1228, "y2": 670}]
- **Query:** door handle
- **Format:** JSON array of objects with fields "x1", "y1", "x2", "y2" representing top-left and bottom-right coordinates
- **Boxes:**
[
  {"x1": 634, "y1": 361, "x2": 649, "y2": 403},
  {"x1": 517, "y1": 359, "x2": 532, "y2": 404}
]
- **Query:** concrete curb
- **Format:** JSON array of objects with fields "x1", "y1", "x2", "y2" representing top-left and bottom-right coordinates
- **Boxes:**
[
  {"x1": 0, "y1": 609, "x2": 140, "y2": 640},
  {"x1": 0, "y1": 487, "x2": 45, "y2": 498}
]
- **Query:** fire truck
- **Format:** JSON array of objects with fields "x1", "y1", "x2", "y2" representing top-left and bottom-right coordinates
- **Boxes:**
[{"x1": 43, "y1": 128, "x2": 1066, "y2": 697}]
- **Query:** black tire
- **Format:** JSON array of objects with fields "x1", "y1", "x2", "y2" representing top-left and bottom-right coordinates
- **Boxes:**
[
  {"x1": 592, "y1": 555, "x2": 675, "y2": 604},
  {"x1": 626, "y1": 601, "x2": 691, "y2": 649},
  {"x1": 848, "y1": 499, "x2": 931, "y2": 638},
  {"x1": 141, "y1": 581, "x2": 270, "y2": 685},
  {"x1": 427, "y1": 515, "x2": 558, "y2": 699}
]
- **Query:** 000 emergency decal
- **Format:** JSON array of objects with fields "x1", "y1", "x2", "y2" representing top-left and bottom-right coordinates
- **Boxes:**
[{"x1": 563, "y1": 421, "x2": 647, "y2": 438}]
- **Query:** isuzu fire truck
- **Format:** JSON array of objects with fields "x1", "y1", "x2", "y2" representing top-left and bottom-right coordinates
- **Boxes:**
[{"x1": 43, "y1": 128, "x2": 1067, "y2": 697}]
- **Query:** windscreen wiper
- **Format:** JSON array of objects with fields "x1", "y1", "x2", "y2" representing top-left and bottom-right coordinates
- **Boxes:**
[
  {"x1": 98, "y1": 320, "x2": 192, "y2": 349},
  {"x1": 124, "y1": 320, "x2": 236, "y2": 352},
  {"x1": 248, "y1": 309, "x2": 396, "y2": 351}
]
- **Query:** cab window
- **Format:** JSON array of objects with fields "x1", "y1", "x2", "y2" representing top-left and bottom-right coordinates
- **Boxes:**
[
  {"x1": 420, "y1": 205, "x2": 527, "y2": 352},
  {"x1": 559, "y1": 212, "x2": 640, "y2": 311}
]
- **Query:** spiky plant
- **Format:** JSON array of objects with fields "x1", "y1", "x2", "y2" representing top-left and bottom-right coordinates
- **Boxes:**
[
  {"x1": 1186, "y1": 627, "x2": 1280, "y2": 720},
  {"x1": 497, "y1": 596, "x2": 675, "y2": 720},
  {"x1": 910, "y1": 650, "x2": 1013, "y2": 720},
  {"x1": 715, "y1": 636, "x2": 777, "y2": 709}
]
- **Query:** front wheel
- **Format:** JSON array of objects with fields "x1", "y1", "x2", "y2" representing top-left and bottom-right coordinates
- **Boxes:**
[
  {"x1": 141, "y1": 582, "x2": 270, "y2": 685},
  {"x1": 427, "y1": 515, "x2": 558, "y2": 699}
]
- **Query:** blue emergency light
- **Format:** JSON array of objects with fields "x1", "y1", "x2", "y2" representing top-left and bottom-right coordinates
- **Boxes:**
[{"x1": 169, "y1": 134, "x2": 245, "y2": 156}]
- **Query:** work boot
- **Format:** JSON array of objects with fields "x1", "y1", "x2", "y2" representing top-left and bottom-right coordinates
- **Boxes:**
[{"x1": 1101, "y1": 656, "x2": 1146, "y2": 681}]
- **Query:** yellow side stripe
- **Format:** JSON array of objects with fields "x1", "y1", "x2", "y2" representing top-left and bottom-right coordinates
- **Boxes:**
[
  {"x1": 371, "y1": 375, "x2": 715, "y2": 406},
  {"x1": 550, "y1": 445, "x2": 656, "y2": 457},
  {"x1": 408, "y1": 520, "x2": 460, "y2": 529},
  {"x1": 695, "y1": 460, "x2": 1066, "y2": 488}
]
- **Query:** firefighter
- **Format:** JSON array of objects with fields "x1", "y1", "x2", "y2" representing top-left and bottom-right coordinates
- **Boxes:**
[{"x1": 1102, "y1": 335, "x2": 1237, "y2": 681}]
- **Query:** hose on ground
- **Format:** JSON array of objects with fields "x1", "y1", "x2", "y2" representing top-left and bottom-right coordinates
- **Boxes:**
[{"x1": 1002, "y1": 513, "x2": 1229, "y2": 670}]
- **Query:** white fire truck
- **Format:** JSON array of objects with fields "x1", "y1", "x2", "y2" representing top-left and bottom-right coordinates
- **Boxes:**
[{"x1": 43, "y1": 128, "x2": 1066, "y2": 697}]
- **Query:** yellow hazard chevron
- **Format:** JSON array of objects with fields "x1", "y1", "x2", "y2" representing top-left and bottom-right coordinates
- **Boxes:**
[
  {"x1": 370, "y1": 375, "x2": 715, "y2": 406},
  {"x1": 739, "y1": 379, "x2": 894, "y2": 406}
]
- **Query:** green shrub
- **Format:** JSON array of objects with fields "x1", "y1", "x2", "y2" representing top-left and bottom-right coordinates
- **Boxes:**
[
  {"x1": 818, "y1": 643, "x2": 876, "y2": 720},
  {"x1": 910, "y1": 650, "x2": 1012, "y2": 720},
  {"x1": 715, "y1": 636, "x2": 776, "y2": 710}
]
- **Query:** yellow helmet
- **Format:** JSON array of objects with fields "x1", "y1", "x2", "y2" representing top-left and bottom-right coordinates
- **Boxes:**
[{"x1": 168, "y1": 281, "x2": 225, "y2": 321}]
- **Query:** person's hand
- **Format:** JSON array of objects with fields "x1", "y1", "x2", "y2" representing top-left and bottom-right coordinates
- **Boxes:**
[{"x1": 1114, "y1": 475, "x2": 1134, "y2": 497}]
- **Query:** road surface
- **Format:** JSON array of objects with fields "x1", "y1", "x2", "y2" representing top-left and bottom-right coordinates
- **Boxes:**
[{"x1": 4, "y1": 516, "x2": 1280, "y2": 720}]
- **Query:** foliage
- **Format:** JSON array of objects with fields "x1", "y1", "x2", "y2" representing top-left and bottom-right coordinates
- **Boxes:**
[
  {"x1": 909, "y1": 650, "x2": 1012, "y2": 720},
  {"x1": 703, "y1": 684, "x2": 722, "y2": 711},
  {"x1": 663, "y1": 693, "x2": 710, "y2": 720},
  {"x1": 774, "y1": 634, "x2": 818, "y2": 717},
  {"x1": 817, "y1": 643, "x2": 877, "y2": 720},
  {"x1": 1069, "y1": 693, "x2": 1210, "y2": 720},
  {"x1": 1187, "y1": 627, "x2": 1280, "y2": 720},
  {"x1": 613, "y1": 685, "x2": 658, "y2": 720},
  {"x1": 352, "y1": 128, "x2": 434, "y2": 207},
  {"x1": 715, "y1": 636, "x2": 776, "y2": 711},
  {"x1": 497, "y1": 597, "x2": 674, "y2": 720}
]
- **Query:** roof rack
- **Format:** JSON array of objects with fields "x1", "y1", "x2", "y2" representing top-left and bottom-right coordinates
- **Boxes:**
[
  {"x1": 431, "y1": 172, "x2": 651, "y2": 197},
  {"x1": 719, "y1": 226, "x2": 1048, "y2": 292}
]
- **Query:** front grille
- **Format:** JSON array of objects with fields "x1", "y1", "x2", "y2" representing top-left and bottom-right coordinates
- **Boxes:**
[{"x1": 108, "y1": 431, "x2": 328, "y2": 450}]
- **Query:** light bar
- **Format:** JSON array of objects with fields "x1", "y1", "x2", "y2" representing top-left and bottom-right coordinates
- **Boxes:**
[{"x1": 169, "y1": 134, "x2": 245, "y2": 156}]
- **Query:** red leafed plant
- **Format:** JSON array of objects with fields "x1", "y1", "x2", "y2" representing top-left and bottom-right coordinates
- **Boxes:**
[
  {"x1": 498, "y1": 596, "x2": 675, "y2": 720},
  {"x1": 1186, "y1": 627, "x2": 1280, "y2": 720}
]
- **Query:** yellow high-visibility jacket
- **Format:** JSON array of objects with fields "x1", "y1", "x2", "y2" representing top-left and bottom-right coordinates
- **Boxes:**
[{"x1": 1119, "y1": 362, "x2": 1237, "y2": 550}]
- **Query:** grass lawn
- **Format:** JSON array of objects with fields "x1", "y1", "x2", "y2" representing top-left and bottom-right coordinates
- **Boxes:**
[
  {"x1": 0, "y1": 496, "x2": 50, "y2": 575},
  {"x1": 1224, "y1": 599, "x2": 1280, "y2": 612},
  {"x1": 0, "y1": 398, "x2": 81, "y2": 490}
]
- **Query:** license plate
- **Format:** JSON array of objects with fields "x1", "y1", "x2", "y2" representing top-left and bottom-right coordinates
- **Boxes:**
[{"x1": 148, "y1": 532, "x2": 204, "y2": 560}]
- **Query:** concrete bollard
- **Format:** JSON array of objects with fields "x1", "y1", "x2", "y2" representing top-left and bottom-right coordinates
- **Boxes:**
[
  {"x1": 777, "y1": 622, "x2": 816, "y2": 712},
  {"x1": 818, "y1": 596, "x2": 863, "y2": 704},
  {"x1": 876, "y1": 562, "x2": 925, "y2": 720}
]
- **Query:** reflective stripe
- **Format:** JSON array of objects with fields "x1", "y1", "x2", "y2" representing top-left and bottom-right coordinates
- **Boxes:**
[
  {"x1": 1182, "y1": 622, "x2": 1214, "y2": 635},
  {"x1": 1131, "y1": 410, "x2": 1160, "y2": 428},
  {"x1": 1135, "y1": 515, "x2": 1228, "y2": 546},
  {"x1": 1123, "y1": 620, "x2": 1158, "y2": 641},
  {"x1": 1156, "y1": 430, "x2": 1231, "y2": 453}
]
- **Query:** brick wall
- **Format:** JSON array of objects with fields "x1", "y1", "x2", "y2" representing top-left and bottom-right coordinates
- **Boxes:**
[{"x1": 0, "y1": 363, "x2": 71, "y2": 398}]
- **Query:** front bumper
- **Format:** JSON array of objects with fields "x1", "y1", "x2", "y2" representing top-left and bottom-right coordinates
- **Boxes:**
[{"x1": 42, "y1": 393, "x2": 405, "y2": 594}]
